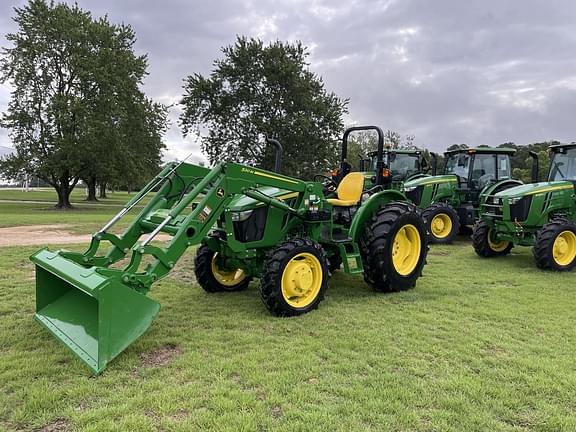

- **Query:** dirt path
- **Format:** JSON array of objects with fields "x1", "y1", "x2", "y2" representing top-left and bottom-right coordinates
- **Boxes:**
[{"x1": 0, "y1": 224, "x2": 169, "y2": 247}]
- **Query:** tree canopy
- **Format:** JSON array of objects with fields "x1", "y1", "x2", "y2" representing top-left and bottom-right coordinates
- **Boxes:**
[
  {"x1": 179, "y1": 36, "x2": 349, "y2": 179},
  {"x1": 0, "y1": 0, "x2": 167, "y2": 207},
  {"x1": 345, "y1": 129, "x2": 418, "y2": 170}
]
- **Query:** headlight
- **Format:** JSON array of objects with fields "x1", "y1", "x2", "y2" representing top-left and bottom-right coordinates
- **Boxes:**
[
  {"x1": 403, "y1": 186, "x2": 417, "y2": 192},
  {"x1": 231, "y1": 210, "x2": 253, "y2": 222},
  {"x1": 508, "y1": 197, "x2": 522, "y2": 204}
]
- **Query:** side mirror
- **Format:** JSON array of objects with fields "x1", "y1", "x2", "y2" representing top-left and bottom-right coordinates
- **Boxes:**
[{"x1": 457, "y1": 154, "x2": 467, "y2": 167}]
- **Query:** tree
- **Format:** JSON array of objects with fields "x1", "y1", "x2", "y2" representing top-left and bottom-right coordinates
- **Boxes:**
[
  {"x1": 179, "y1": 37, "x2": 348, "y2": 179},
  {"x1": 0, "y1": 0, "x2": 165, "y2": 208},
  {"x1": 384, "y1": 130, "x2": 416, "y2": 150},
  {"x1": 345, "y1": 129, "x2": 417, "y2": 170},
  {"x1": 501, "y1": 141, "x2": 554, "y2": 183},
  {"x1": 446, "y1": 143, "x2": 469, "y2": 152}
]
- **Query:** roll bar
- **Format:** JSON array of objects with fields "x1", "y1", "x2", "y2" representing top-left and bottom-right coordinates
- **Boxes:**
[{"x1": 341, "y1": 126, "x2": 385, "y2": 185}]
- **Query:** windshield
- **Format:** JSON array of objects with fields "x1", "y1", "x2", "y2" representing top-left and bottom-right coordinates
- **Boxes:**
[
  {"x1": 549, "y1": 147, "x2": 576, "y2": 181},
  {"x1": 444, "y1": 153, "x2": 471, "y2": 180},
  {"x1": 371, "y1": 153, "x2": 421, "y2": 180}
]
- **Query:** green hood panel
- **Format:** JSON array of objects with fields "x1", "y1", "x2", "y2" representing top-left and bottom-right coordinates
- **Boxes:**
[
  {"x1": 228, "y1": 186, "x2": 299, "y2": 211},
  {"x1": 403, "y1": 175, "x2": 458, "y2": 188},
  {"x1": 495, "y1": 181, "x2": 574, "y2": 198}
]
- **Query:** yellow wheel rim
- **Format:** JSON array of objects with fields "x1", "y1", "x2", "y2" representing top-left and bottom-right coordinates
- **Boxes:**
[
  {"x1": 487, "y1": 229, "x2": 510, "y2": 252},
  {"x1": 552, "y1": 230, "x2": 576, "y2": 266},
  {"x1": 430, "y1": 213, "x2": 453, "y2": 239},
  {"x1": 392, "y1": 224, "x2": 422, "y2": 276},
  {"x1": 281, "y1": 252, "x2": 323, "y2": 308},
  {"x1": 211, "y1": 253, "x2": 246, "y2": 287}
]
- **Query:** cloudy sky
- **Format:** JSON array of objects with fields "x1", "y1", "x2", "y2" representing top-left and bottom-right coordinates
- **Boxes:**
[{"x1": 1, "y1": 0, "x2": 575, "y2": 162}]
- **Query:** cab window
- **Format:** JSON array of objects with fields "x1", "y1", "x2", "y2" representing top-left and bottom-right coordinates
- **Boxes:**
[
  {"x1": 550, "y1": 147, "x2": 576, "y2": 181},
  {"x1": 445, "y1": 153, "x2": 470, "y2": 180},
  {"x1": 497, "y1": 155, "x2": 511, "y2": 180},
  {"x1": 471, "y1": 154, "x2": 496, "y2": 189}
]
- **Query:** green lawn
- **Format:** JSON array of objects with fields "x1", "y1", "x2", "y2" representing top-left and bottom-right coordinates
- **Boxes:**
[
  {"x1": 0, "y1": 189, "x2": 146, "y2": 232},
  {"x1": 1, "y1": 237, "x2": 575, "y2": 431},
  {"x1": 0, "y1": 187, "x2": 147, "y2": 207}
]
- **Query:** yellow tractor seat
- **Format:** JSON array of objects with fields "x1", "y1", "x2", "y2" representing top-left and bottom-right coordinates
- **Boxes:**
[{"x1": 327, "y1": 172, "x2": 365, "y2": 207}]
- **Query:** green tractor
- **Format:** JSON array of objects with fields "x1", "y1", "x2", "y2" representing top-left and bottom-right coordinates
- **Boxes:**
[
  {"x1": 473, "y1": 142, "x2": 576, "y2": 271},
  {"x1": 31, "y1": 134, "x2": 428, "y2": 373},
  {"x1": 362, "y1": 149, "x2": 430, "y2": 190},
  {"x1": 402, "y1": 147, "x2": 535, "y2": 244},
  {"x1": 330, "y1": 126, "x2": 430, "y2": 192}
]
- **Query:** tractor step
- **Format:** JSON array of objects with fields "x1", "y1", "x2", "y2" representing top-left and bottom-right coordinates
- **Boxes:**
[{"x1": 337, "y1": 243, "x2": 364, "y2": 274}]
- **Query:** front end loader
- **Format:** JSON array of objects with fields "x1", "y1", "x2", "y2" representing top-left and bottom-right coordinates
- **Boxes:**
[
  {"x1": 473, "y1": 143, "x2": 576, "y2": 270},
  {"x1": 31, "y1": 136, "x2": 428, "y2": 373}
]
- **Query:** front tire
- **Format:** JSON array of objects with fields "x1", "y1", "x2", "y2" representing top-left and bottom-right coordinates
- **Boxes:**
[
  {"x1": 533, "y1": 218, "x2": 576, "y2": 271},
  {"x1": 360, "y1": 202, "x2": 428, "y2": 293},
  {"x1": 260, "y1": 238, "x2": 329, "y2": 316},
  {"x1": 472, "y1": 220, "x2": 513, "y2": 257},
  {"x1": 421, "y1": 202, "x2": 460, "y2": 244},
  {"x1": 195, "y1": 245, "x2": 251, "y2": 292}
]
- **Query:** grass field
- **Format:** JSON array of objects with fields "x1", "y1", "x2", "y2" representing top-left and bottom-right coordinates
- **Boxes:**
[
  {"x1": 0, "y1": 189, "x2": 142, "y2": 232},
  {"x1": 0, "y1": 198, "x2": 575, "y2": 431},
  {"x1": 0, "y1": 188, "x2": 145, "y2": 207}
]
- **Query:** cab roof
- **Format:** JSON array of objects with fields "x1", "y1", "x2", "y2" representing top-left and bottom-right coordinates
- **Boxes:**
[
  {"x1": 549, "y1": 142, "x2": 576, "y2": 151},
  {"x1": 444, "y1": 147, "x2": 516, "y2": 156},
  {"x1": 367, "y1": 149, "x2": 421, "y2": 157}
]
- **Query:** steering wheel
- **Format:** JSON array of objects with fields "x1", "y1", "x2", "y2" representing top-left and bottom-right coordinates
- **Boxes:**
[
  {"x1": 313, "y1": 174, "x2": 338, "y2": 194},
  {"x1": 477, "y1": 174, "x2": 495, "y2": 189}
]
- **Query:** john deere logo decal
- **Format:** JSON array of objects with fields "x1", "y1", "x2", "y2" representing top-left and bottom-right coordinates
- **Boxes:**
[{"x1": 216, "y1": 187, "x2": 225, "y2": 197}]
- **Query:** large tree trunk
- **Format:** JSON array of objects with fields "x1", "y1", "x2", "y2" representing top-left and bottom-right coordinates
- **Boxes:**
[
  {"x1": 85, "y1": 176, "x2": 98, "y2": 201},
  {"x1": 98, "y1": 182, "x2": 108, "y2": 199},
  {"x1": 55, "y1": 182, "x2": 73, "y2": 209}
]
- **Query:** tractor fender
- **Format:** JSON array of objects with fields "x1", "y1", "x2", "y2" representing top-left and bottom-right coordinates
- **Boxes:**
[
  {"x1": 479, "y1": 179, "x2": 524, "y2": 205},
  {"x1": 349, "y1": 190, "x2": 408, "y2": 242}
]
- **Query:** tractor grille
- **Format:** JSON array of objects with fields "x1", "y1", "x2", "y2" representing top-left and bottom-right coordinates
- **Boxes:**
[
  {"x1": 233, "y1": 207, "x2": 268, "y2": 242},
  {"x1": 509, "y1": 196, "x2": 532, "y2": 222},
  {"x1": 483, "y1": 195, "x2": 503, "y2": 218},
  {"x1": 405, "y1": 186, "x2": 424, "y2": 205}
]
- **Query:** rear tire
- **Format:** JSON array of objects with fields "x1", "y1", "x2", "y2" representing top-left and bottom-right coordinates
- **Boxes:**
[
  {"x1": 533, "y1": 218, "x2": 576, "y2": 271},
  {"x1": 421, "y1": 202, "x2": 460, "y2": 244},
  {"x1": 260, "y1": 238, "x2": 329, "y2": 317},
  {"x1": 360, "y1": 202, "x2": 428, "y2": 293},
  {"x1": 472, "y1": 220, "x2": 513, "y2": 257},
  {"x1": 194, "y1": 245, "x2": 251, "y2": 292}
]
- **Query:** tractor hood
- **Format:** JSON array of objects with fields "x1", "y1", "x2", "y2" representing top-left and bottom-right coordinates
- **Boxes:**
[
  {"x1": 228, "y1": 186, "x2": 299, "y2": 212},
  {"x1": 495, "y1": 181, "x2": 575, "y2": 198},
  {"x1": 403, "y1": 174, "x2": 457, "y2": 189}
]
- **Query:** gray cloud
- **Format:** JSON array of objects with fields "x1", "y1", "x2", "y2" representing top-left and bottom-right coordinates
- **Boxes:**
[{"x1": 1, "y1": 0, "x2": 575, "y2": 160}]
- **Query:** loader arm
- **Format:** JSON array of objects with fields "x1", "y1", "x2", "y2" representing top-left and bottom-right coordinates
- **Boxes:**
[{"x1": 93, "y1": 162, "x2": 309, "y2": 291}]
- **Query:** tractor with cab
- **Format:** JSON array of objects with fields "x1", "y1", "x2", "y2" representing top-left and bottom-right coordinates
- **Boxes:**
[
  {"x1": 473, "y1": 142, "x2": 576, "y2": 271},
  {"x1": 402, "y1": 147, "x2": 536, "y2": 244}
]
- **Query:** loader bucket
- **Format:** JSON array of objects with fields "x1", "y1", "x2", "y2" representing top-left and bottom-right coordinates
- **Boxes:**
[{"x1": 30, "y1": 249, "x2": 160, "y2": 374}]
